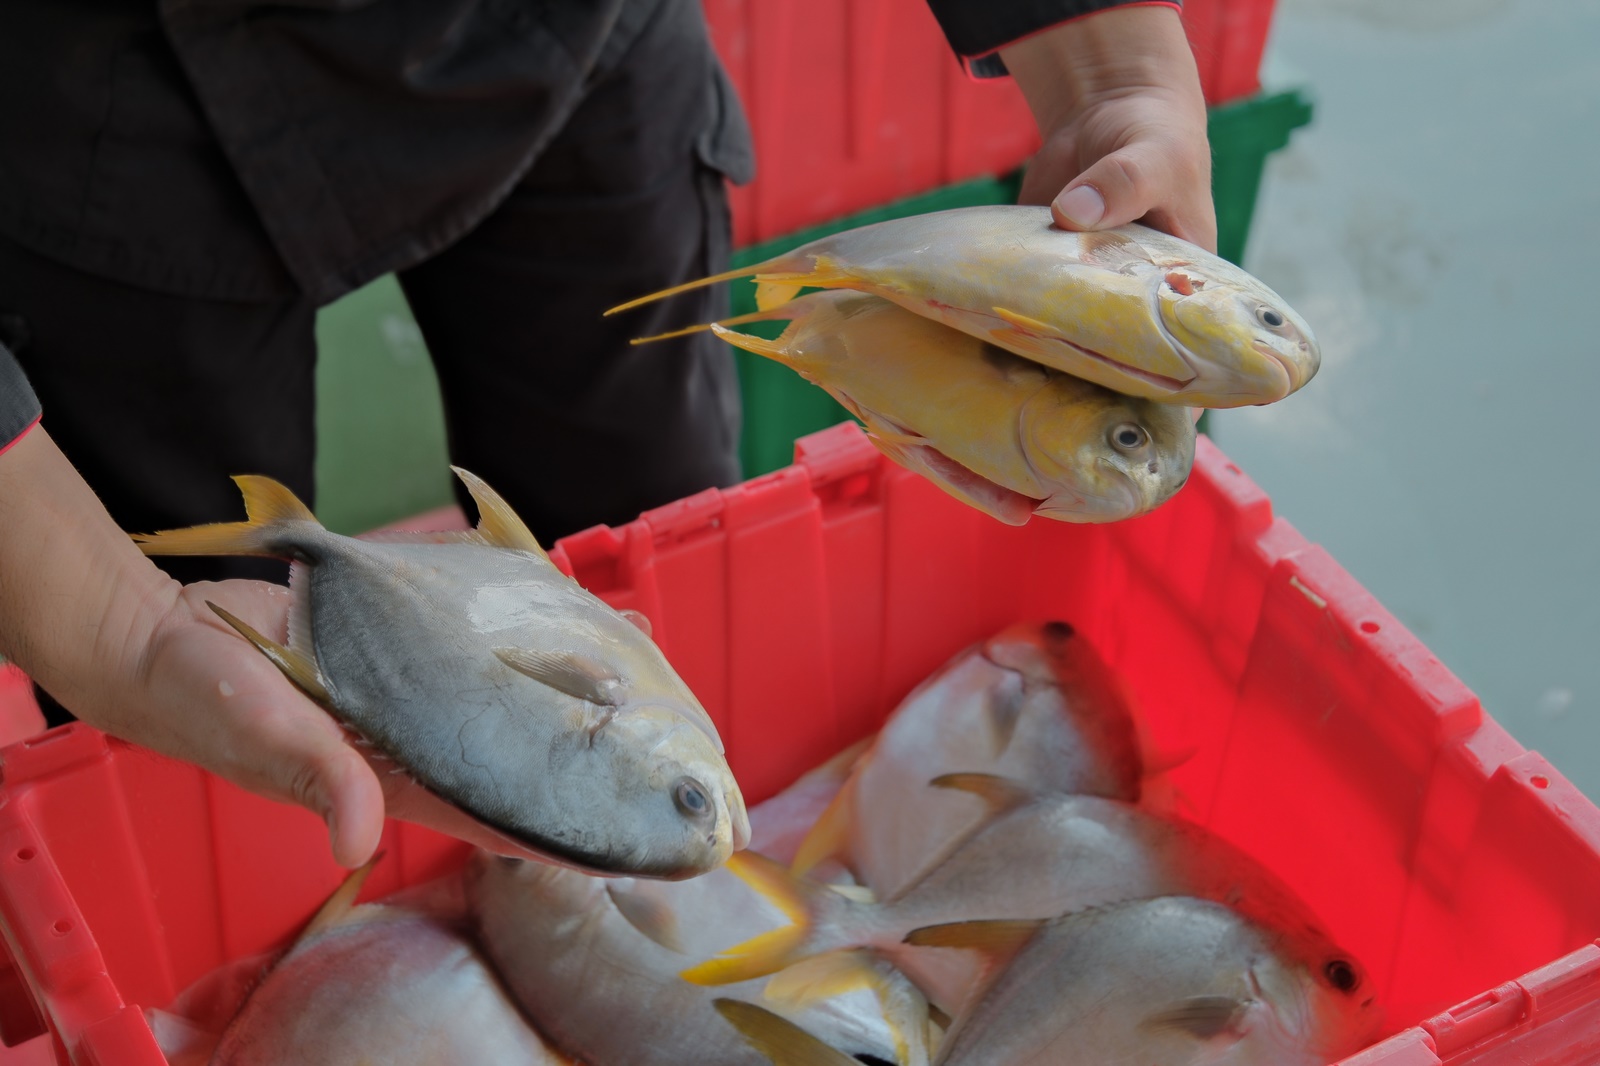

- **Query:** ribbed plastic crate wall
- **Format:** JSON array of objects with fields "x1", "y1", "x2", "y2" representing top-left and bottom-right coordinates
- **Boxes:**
[
  {"x1": 1, "y1": 424, "x2": 1599, "y2": 1065},
  {"x1": 705, "y1": 0, "x2": 1278, "y2": 246}
]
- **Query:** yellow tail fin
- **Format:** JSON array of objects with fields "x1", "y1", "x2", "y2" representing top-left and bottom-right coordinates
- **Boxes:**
[
  {"x1": 628, "y1": 307, "x2": 794, "y2": 348},
  {"x1": 605, "y1": 263, "x2": 767, "y2": 316},
  {"x1": 133, "y1": 475, "x2": 318, "y2": 558},
  {"x1": 679, "y1": 851, "x2": 831, "y2": 986},
  {"x1": 712, "y1": 1000, "x2": 858, "y2": 1066},
  {"x1": 604, "y1": 253, "x2": 855, "y2": 317}
]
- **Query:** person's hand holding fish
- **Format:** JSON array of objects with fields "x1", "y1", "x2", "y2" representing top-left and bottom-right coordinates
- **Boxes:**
[
  {"x1": 0, "y1": 428, "x2": 390, "y2": 868},
  {"x1": 1002, "y1": 4, "x2": 1218, "y2": 251},
  {"x1": 608, "y1": 5, "x2": 1317, "y2": 528}
]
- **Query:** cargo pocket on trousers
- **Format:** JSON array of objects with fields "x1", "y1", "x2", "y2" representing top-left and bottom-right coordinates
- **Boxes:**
[{"x1": 691, "y1": 59, "x2": 755, "y2": 465}]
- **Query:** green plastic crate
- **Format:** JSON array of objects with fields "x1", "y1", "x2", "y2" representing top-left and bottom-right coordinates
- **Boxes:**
[{"x1": 312, "y1": 88, "x2": 1314, "y2": 522}]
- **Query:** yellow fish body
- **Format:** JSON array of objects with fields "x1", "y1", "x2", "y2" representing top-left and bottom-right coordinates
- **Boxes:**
[{"x1": 712, "y1": 291, "x2": 1194, "y2": 525}]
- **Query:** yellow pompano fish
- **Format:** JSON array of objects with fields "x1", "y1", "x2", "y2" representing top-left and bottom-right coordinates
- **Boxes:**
[
  {"x1": 607, "y1": 205, "x2": 1318, "y2": 409},
  {"x1": 133, "y1": 469, "x2": 747, "y2": 879},
  {"x1": 708, "y1": 292, "x2": 1194, "y2": 525}
]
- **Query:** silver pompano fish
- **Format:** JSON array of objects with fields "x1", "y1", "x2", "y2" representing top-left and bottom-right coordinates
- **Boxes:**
[
  {"x1": 717, "y1": 897, "x2": 1377, "y2": 1065},
  {"x1": 470, "y1": 750, "x2": 936, "y2": 1066},
  {"x1": 711, "y1": 292, "x2": 1195, "y2": 525},
  {"x1": 609, "y1": 205, "x2": 1319, "y2": 408},
  {"x1": 209, "y1": 867, "x2": 569, "y2": 1066},
  {"x1": 794, "y1": 621, "x2": 1143, "y2": 898},
  {"x1": 134, "y1": 469, "x2": 747, "y2": 879},
  {"x1": 686, "y1": 779, "x2": 1372, "y2": 1020}
]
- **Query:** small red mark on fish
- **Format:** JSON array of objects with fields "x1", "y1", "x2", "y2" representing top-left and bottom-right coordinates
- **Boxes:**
[{"x1": 1165, "y1": 270, "x2": 1202, "y2": 296}]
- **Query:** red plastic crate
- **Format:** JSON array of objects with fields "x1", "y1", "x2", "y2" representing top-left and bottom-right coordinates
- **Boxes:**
[
  {"x1": 3, "y1": 423, "x2": 1599, "y2": 1065},
  {"x1": 0, "y1": 669, "x2": 42, "y2": 753},
  {"x1": 705, "y1": 0, "x2": 1276, "y2": 246}
]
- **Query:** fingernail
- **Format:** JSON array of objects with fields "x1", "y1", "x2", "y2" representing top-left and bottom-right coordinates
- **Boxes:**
[{"x1": 1056, "y1": 185, "x2": 1105, "y2": 228}]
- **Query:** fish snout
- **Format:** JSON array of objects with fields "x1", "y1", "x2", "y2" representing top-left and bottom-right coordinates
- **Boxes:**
[
  {"x1": 1249, "y1": 341, "x2": 1298, "y2": 402},
  {"x1": 729, "y1": 787, "x2": 752, "y2": 851}
]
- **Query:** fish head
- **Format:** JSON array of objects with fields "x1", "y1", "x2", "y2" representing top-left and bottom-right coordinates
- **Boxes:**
[
  {"x1": 1020, "y1": 375, "x2": 1196, "y2": 522},
  {"x1": 1247, "y1": 931, "x2": 1382, "y2": 1062},
  {"x1": 1155, "y1": 269, "x2": 1320, "y2": 407},
  {"x1": 568, "y1": 704, "x2": 749, "y2": 879}
]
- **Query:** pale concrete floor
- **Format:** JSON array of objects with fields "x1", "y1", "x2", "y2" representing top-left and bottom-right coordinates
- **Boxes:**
[{"x1": 1214, "y1": 0, "x2": 1600, "y2": 796}]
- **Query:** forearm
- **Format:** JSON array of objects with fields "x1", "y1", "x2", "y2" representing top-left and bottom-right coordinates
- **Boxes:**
[{"x1": 0, "y1": 426, "x2": 178, "y2": 716}]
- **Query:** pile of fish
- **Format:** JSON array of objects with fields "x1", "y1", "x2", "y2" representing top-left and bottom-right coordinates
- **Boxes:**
[
  {"x1": 607, "y1": 206, "x2": 1320, "y2": 525},
  {"x1": 153, "y1": 622, "x2": 1381, "y2": 1065}
]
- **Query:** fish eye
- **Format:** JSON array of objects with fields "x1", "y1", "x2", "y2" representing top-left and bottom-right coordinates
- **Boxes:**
[
  {"x1": 1108, "y1": 423, "x2": 1148, "y2": 453},
  {"x1": 1257, "y1": 306, "x2": 1286, "y2": 329},
  {"x1": 1324, "y1": 959, "x2": 1360, "y2": 994},
  {"x1": 673, "y1": 778, "x2": 713, "y2": 820}
]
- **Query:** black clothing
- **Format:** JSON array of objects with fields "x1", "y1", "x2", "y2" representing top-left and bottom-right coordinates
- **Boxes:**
[{"x1": 0, "y1": 0, "x2": 1151, "y2": 305}]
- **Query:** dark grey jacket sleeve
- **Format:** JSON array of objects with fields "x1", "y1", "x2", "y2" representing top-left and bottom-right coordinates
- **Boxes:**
[
  {"x1": 926, "y1": 0, "x2": 1180, "y2": 71},
  {"x1": 0, "y1": 343, "x2": 41, "y2": 453}
]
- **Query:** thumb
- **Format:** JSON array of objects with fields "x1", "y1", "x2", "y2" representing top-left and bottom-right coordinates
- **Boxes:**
[
  {"x1": 1051, "y1": 139, "x2": 1174, "y2": 233},
  {"x1": 276, "y1": 730, "x2": 388, "y2": 869},
  {"x1": 1050, "y1": 133, "x2": 1216, "y2": 240}
]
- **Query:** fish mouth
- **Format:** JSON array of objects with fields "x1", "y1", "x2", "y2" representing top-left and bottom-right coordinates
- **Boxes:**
[
  {"x1": 1251, "y1": 341, "x2": 1296, "y2": 400},
  {"x1": 906, "y1": 442, "x2": 1043, "y2": 525},
  {"x1": 1057, "y1": 336, "x2": 1193, "y2": 392},
  {"x1": 988, "y1": 308, "x2": 1194, "y2": 393},
  {"x1": 1036, "y1": 460, "x2": 1141, "y2": 522}
]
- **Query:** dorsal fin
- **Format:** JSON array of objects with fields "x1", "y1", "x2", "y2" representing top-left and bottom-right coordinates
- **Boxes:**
[
  {"x1": 450, "y1": 467, "x2": 548, "y2": 559},
  {"x1": 495, "y1": 648, "x2": 622, "y2": 706}
]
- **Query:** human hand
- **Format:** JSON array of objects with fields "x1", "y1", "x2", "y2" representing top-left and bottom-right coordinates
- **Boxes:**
[
  {"x1": 132, "y1": 580, "x2": 388, "y2": 867},
  {"x1": 0, "y1": 428, "x2": 385, "y2": 867},
  {"x1": 1001, "y1": 5, "x2": 1217, "y2": 252}
]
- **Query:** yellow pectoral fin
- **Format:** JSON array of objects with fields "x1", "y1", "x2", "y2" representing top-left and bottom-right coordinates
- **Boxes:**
[
  {"x1": 712, "y1": 1001, "x2": 859, "y2": 1066},
  {"x1": 789, "y1": 783, "x2": 854, "y2": 878},
  {"x1": 991, "y1": 306, "x2": 1065, "y2": 340}
]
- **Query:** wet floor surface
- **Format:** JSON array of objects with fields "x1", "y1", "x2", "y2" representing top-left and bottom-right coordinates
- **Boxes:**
[{"x1": 1214, "y1": 0, "x2": 1600, "y2": 796}]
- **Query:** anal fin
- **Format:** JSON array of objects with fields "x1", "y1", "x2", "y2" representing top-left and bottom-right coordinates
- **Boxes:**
[
  {"x1": 300, "y1": 853, "x2": 384, "y2": 942},
  {"x1": 207, "y1": 602, "x2": 332, "y2": 706}
]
